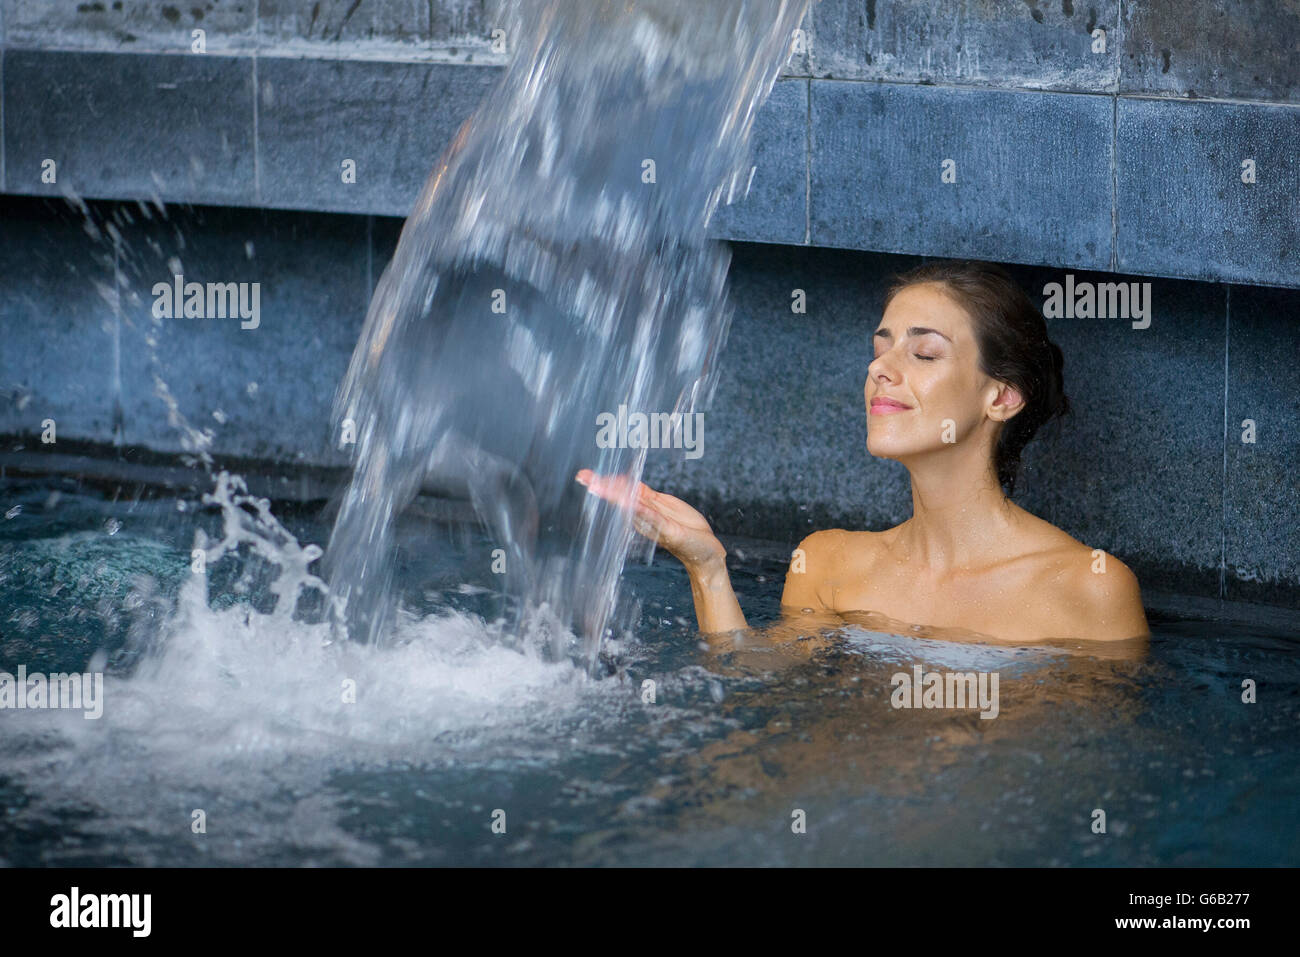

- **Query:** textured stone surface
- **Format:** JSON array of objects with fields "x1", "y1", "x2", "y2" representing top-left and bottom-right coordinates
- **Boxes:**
[
  {"x1": 810, "y1": 81, "x2": 1113, "y2": 269},
  {"x1": 4, "y1": 50, "x2": 256, "y2": 206},
  {"x1": 109, "y1": 204, "x2": 369, "y2": 463},
  {"x1": 4, "y1": 198, "x2": 1300, "y2": 609},
  {"x1": 258, "y1": 57, "x2": 497, "y2": 216},
  {"x1": 707, "y1": 79, "x2": 808, "y2": 247},
  {"x1": 1121, "y1": 0, "x2": 1300, "y2": 103},
  {"x1": 1117, "y1": 98, "x2": 1300, "y2": 288},
  {"x1": 259, "y1": 0, "x2": 492, "y2": 52},
  {"x1": 0, "y1": 196, "x2": 368, "y2": 465},
  {"x1": 1010, "y1": 267, "x2": 1229, "y2": 600},
  {"x1": 808, "y1": 0, "x2": 1120, "y2": 91},
  {"x1": 1, "y1": 0, "x2": 257, "y2": 52},
  {"x1": 4, "y1": 37, "x2": 1300, "y2": 289},
  {"x1": 1224, "y1": 283, "x2": 1300, "y2": 606},
  {"x1": 0, "y1": 198, "x2": 120, "y2": 443},
  {"x1": 0, "y1": 0, "x2": 501, "y2": 58},
  {"x1": 1, "y1": 49, "x2": 6, "y2": 192}
]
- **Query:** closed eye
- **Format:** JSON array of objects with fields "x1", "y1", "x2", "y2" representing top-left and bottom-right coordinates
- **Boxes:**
[{"x1": 914, "y1": 354, "x2": 938, "y2": 361}]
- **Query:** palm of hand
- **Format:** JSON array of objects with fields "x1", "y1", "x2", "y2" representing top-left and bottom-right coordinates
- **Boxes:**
[{"x1": 575, "y1": 469, "x2": 722, "y2": 567}]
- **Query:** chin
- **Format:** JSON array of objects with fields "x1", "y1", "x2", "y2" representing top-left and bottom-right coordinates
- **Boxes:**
[
  {"x1": 868, "y1": 423, "x2": 909, "y2": 457},
  {"x1": 867, "y1": 426, "x2": 927, "y2": 461},
  {"x1": 866, "y1": 433, "x2": 902, "y2": 460}
]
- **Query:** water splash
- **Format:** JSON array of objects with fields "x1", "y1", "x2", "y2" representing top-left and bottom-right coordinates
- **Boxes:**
[{"x1": 325, "y1": 0, "x2": 810, "y2": 662}]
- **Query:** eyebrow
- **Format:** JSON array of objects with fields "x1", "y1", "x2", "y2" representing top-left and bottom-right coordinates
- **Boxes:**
[{"x1": 873, "y1": 326, "x2": 953, "y2": 343}]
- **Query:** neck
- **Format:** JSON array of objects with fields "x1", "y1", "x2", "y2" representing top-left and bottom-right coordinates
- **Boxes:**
[{"x1": 897, "y1": 440, "x2": 1019, "y2": 575}]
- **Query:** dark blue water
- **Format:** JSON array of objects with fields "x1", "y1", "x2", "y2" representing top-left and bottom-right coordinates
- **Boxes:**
[{"x1": 1, "y1": 480, "x2": 1296, "y2": 866}]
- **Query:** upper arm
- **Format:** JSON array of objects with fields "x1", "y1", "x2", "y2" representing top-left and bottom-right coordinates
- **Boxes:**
[
  {"x1": 781, "y1": 529, "x2": 843, "y2": 612},
  {"x1": 1061, "y1": 553, "x2": 1150, "y2": 641}
]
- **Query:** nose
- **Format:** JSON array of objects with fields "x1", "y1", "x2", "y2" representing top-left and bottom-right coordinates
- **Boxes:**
[{"x1": 867, "y1": 349, "x2": 898, "y2": 386}]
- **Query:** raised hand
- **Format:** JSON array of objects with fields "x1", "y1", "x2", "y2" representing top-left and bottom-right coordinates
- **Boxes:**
[{"x1": 575, "y1": 469, "x2": 725, "y2": 570}]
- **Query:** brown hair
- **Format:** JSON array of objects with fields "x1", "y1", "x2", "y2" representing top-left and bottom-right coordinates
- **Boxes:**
[{"x1": 883, "y1": 260, "x2": 1071, "y2": 498}]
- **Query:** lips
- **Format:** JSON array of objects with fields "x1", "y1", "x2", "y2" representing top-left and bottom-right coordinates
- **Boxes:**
[{"x1": 870, "y1": 396, "x2": 913, "y2": 414}]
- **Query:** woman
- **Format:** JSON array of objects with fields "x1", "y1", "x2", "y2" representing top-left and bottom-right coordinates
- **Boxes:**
[{"x1": 577, "y1": 260, "x2": 1150, "y2": 644}]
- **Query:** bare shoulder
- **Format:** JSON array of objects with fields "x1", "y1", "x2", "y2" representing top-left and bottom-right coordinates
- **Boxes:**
[
  {"x1": 1045, "y1": 543, "x2": 1150, "y2": 641},
  {"x1": 1004, "y1": 508, "x2": 1149, "y2": 641},
  {"x1": 786, "y1": 528, "x2": 849, "y2": 586},
  {"x1": 793, "y1": 527, "x2": 889, "y2": 569},
  {"x1": 780, "y1": 527, "x2": 863, "y2": 608},
  {"x1": 792, "y1": 528, "x2": 844, "y2": 555},
  {"x1": 783, "y1": 527, "x2": 887, "y2": 612}
]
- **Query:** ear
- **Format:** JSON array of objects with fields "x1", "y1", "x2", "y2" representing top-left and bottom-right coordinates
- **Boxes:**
[{"x1": 988, "y1": 382, "x2": 1025, "y2": 422}]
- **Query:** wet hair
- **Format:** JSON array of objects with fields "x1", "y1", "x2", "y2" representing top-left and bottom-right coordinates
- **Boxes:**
[{"x1": 882, "y1": 260, "x2": 1071, "y2": 498}]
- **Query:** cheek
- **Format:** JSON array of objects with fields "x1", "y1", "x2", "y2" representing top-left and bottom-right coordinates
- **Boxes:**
[
  {"x1": 916, "y1": 364, "x2": 973, "y2": 405},
  {"x1": 911, "y1": 370, "x2": 977, "y2": 433}
]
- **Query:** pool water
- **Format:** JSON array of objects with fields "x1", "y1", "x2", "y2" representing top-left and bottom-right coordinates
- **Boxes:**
[{"x1": 1, "y1": 478, "x2": 1297, "y2": 866}]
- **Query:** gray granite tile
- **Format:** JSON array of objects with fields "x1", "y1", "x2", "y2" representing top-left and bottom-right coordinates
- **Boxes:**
[
  {"x1": 707, "y1": 79, "x2": 808, "y2": 247},
  {"x1": 1121, "y1": 0, "x2": 1300, "y2": 103},
  {"x1": 0, "y1": 196, "x2": 120, "y2": 444},
  {"x1": 1001, "y1": 265, "x2": 1227, "y2": 600},
  {"x1": 1224, "y1": 283, "x2": 1300, "y2": 608},
  {"x1": 258, "y1": 0, "x2": 495, "y2": 59},
  {"x1": 0, "y1": 0, "x2": 256, "y2": 53},
  {"x1": 810, "y1": 81, "x2": 1113, "y2": 269},
  {"x1": 809, "y1": 0, "x2": 1120, "y2": 92},
  {"x1": 108, "y1": 203, "x2": 369, "y2": 464},
  {"x1": 4, "y1": 50, "x2": 255, "y2": 206},
  {"x1": 257, "y1": 57, "x2": 498, "y2": 216},
  {"x1": 1117, "y1": 97, "x2": 1300, "y2": 288}
]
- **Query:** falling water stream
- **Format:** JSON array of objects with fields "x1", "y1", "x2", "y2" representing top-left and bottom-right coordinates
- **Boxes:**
[{"x1": 325, "y1": 0, "x2": 811, "y2": 663}]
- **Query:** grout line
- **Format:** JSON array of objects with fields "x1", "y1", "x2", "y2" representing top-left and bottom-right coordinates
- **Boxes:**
[
  {"x1": 804, "y1": 77, "x2": 811, "y2": 245},
  {"x1": 251, "y1": 59, "x2": 261, "y2": 204},
  {"x1": 1110, "y1": 0, "x2": 1122, "y2": 273},
  {"x1": 1115, "y1": 0, "x2": 1124, "y2": 95},
  {"x1": 1220, "y1": 284, "x2": 1231, "y2": 600},
  {"x1": 1110, "y1": 94, "x2": 1118, "y2": 272},
  {"x1": 0, "y1": 48, "x2": 6, "y2": 193},
  {"x1": 251, "y1": 0, "x2": 261, "y2": 204}
]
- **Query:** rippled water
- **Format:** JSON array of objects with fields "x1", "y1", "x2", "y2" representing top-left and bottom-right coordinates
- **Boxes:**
[{"x1": 2, "y1": 482, "x2": 1296, "y2": 867}]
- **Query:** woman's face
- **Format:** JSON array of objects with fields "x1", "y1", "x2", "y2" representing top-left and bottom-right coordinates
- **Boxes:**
[{"x1": 865, "y1": 282, "x2": 1014, "y2": 462}]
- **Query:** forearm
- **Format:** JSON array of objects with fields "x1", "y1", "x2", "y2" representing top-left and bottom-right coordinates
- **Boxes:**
[{"x1": 684, "y1": 551, "x2": 748, "y2": 635}]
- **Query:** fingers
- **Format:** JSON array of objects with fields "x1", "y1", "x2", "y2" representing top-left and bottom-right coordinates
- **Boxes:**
[
  {"x1": 574, "y1": 469, "x2": 654, "y2": 510},
  {"x1": 576, "y1": 470, "x2": 666, "y2": 542}
]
